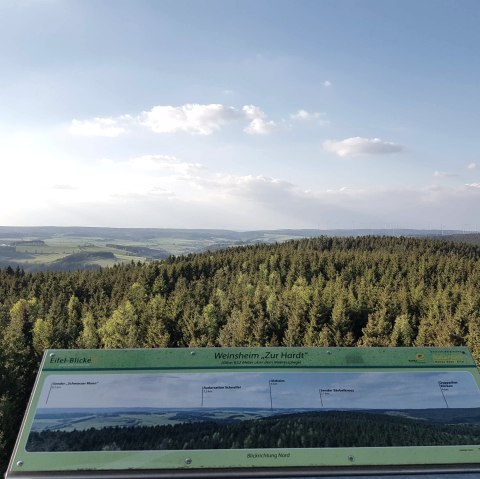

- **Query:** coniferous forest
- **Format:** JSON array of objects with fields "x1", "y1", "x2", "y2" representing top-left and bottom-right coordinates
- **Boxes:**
[
  {"x1": 2, "y1": 236, "x2": 480, "y2": 471},
  {"x1": 25, "y1": 410, "x2": 480, "y2": 452}
]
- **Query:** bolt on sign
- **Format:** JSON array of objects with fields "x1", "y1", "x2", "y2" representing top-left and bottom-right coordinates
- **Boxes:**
[{"x1": 6, "y1": 347, "x2": 480, "y2": 478}]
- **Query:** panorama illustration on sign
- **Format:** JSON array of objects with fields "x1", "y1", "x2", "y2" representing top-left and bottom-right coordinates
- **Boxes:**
[{"x1": 27, "y1": 369, "x2": 480, "y2": 452}]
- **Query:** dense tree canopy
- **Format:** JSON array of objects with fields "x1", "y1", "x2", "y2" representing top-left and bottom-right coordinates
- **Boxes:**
[
  {"x1": 26, "y1": 411, "x2": 480, "y2": 452},
  {"x1": 1, "y1": 236, "x2": 480, "y2": 472}
]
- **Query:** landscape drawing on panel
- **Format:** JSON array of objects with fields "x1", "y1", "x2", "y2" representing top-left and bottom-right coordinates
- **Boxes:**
[{"x1": 27, "y1": 371, "x2": 480, "y2": 451}]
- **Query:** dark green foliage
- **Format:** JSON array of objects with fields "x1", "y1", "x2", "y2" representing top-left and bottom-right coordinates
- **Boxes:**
[
  {"x1": 2, "y1": 236, "x2": 480, "y2": 472},
  {"x1": 105, "y1": 244, "x2": 169, "y2": 259},
  {"x1": 26, "y1": 411, "x2": 480, "y2": 452}
]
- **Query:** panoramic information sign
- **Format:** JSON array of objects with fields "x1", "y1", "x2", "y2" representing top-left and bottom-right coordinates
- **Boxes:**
[{"x1": 6, "y1": 347, "x2": 480, "y2": 477}]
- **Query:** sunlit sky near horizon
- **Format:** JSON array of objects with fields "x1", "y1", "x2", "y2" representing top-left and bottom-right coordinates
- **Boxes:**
[{"x1": 1, "y1": 0, "x2": 479, "y2": 230}]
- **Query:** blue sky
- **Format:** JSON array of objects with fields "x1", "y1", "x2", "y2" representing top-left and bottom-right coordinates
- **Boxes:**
[
  {"x1": 1, "y1": 0, "x2": 479, "y2": 229},
  {"x1": 38, "y1": 371, "x2": 480, "y2": 410}
]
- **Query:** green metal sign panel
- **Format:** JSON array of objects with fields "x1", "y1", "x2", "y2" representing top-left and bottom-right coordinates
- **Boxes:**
[{"x1": 6, "y1": 347, "x2": 480, "y2": 477}]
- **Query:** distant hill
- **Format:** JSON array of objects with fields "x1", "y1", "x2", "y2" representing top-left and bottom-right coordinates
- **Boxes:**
[
  {"x1": 430, "y1": 232, "x2": 480, "y2": 246},
  {"x1": 0, "y1": 226, "x2": 476, "y2": 272},
  {"x1": 106, "y1": 244, "x2": 170, "y2": 259},
  {"x1": 26, "y1": 409, "x2": 480, "y2": 452},
  {"x1": 47, "y1": 251, "x2": 116, "y2": 272},
  {"x1": 0, "y1": 225, "x2": 468, "y2": 241}
]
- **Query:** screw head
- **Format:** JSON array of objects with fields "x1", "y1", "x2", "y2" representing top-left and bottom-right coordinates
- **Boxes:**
[
  {"x1": 190, "y1": 351, "x2": 196, "y2": 356},
  {"x1": 348, "y1": 455, "x2": 355, "y2": 462},
  {"x1": 326, "y1": 350, "x2": 332, "y2": 355},
  {"x1": 184, "y1": 457, "x2": 192, "y2": 465},
  {"x1": 16, "y1": 461, "x2": 24, "y2": 467},
  {"x1": 49, "y1": 353, "x2": 55, "y2": 357}
]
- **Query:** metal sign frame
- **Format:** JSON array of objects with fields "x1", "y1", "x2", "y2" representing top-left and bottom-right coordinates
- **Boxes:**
[{"x1": 6, "y1": 347, "x2": 480, "y2": 478}]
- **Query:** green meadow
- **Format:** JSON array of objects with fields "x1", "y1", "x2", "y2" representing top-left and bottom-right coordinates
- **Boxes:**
[{"x1": 1, "y1": 226, "x2": 474, "y2": 272}]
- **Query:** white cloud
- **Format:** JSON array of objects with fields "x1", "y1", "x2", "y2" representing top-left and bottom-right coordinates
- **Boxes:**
[
  {"x1": 51, "y1": 184, "x2": 78, "y2": 190},
  {"x1": 127, "y1": 154, "x2": 203, "y2": 175},
  {"x1": 2, "y1": 137, "x2": 480, "y2": 229},
  {"x1": 178, "y1": 176, "x2": 480, "y2": 230},
  {"x1": 291, "y1": 109, "x2": 314, "y2": 121},
  {"x1": 242, "y1": 105, "x2": 266, "y2": 120},
  {"x1": 433, "y1": 171, "x2": 457, "y2": 178},
  {"x1": 206, "y1": 175, "x2": 297, "y2": 200},
  {"x1": 244, "y1": 117, "x2": 279, "y2": 135},
  {"x1": 99, "y1": 158, "x2": 115, "y2": 167},
  {"x1": 290, "y1": 109, "x2": 328, "y2": 125},
  {"x1": 467, "y1": 162, "x2": 477, "y2": 170},
  {"x1": 323, "y1": 80, "x2": 332, "y2": 87},
  {"x1": 326, "y1": 186, "x2": 351, "y2": 193},
  {"x1": 323, "y1": 137, "x2": 403, "y2": 157},
  {"x1": 69, "y1": 118, "x2": 126, "y2": 137},
  {"x1": 70, "y1": 103, "x2": 282, "y2": 137},
  {"x1": 242, "y1": 105, "x2": 279, "y2": 135},
  {"x1": 140, "y1": 103, "x2": 243, "y2": 135}
]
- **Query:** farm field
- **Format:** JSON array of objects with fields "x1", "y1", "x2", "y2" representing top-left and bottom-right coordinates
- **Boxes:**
[
  {"x1": 0, "y1": 226, "x2": 474, "y2": 271},
  {"x1": 29, "y1": 408, "x2": 276, "y2": 433},
  {"x1": 27, "y1": 408, "x2": 480, "y2": 452}
]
